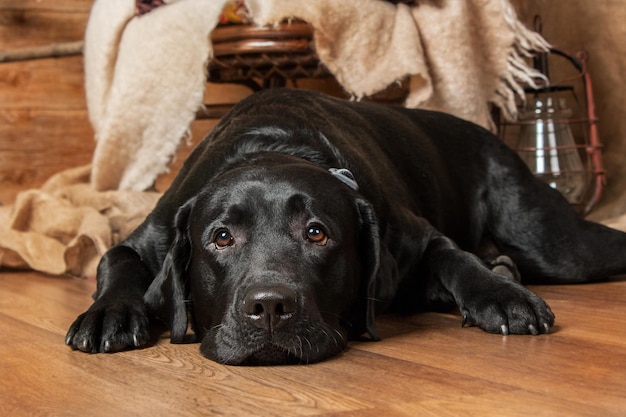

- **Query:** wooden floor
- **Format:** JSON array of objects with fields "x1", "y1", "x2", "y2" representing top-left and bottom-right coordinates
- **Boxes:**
[{"x1": 0, "y1": 271, "x2": 624, "y2": 416}]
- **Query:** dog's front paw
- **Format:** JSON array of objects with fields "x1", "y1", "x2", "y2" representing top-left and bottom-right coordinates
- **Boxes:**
[
  {"x1": 460, "y1": 281, "x2": 555, "y2": 335},
  {"x1": 65, "y1": 297, "x2": 150, "y2": 353}
]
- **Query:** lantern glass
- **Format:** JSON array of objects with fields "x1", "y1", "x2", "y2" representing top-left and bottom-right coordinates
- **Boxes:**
[
  {"x1": 497, "y1": 47, "x2": 604, "y2": 215},
  {"x1": 516, "y1": 88, "x2": 591, "y2": 206}
]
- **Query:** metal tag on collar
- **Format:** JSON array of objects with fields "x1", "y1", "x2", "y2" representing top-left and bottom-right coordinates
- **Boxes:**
[{"x1": 329, "y1": 168, "x2": 359, "y2": 191}]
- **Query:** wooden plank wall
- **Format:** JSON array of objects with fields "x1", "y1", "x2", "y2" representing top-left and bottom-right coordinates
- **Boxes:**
[
  {"x1": 0, "y1": 0, "x2": 256, "y2": 204},
  {"x1": 0, "y1": 0, "x2": 95, "y2": 204}
]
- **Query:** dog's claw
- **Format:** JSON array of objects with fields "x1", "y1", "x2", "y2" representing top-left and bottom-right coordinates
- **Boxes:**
[
  {"x1": 78, "y1": 338, "x2": 92, "y2": 353},
  {"x1": 500, "y1": 324, "x2": 509, "y2": 335},
  {"x1": 461, "y1": 311, "x2": 475, "y2": 328},
  {"x1": 528, "y1": 324, "x2": 538, "y2": 335},
  {"x1": 133, "y1": 334, "x2": 141, "y2": 347},
  {"x1": 542, "y1": 322, "x2": 551, "y2": 333}
]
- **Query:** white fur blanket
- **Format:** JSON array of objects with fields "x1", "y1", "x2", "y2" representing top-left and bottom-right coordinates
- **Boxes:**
[{"x1": 86, "y1": 0, "x2": 229, "y2": 191}]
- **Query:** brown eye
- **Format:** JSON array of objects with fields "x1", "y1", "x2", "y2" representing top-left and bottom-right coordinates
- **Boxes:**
[
  {"x1": 214, "y1": 229, "x2": 234, "y2": 250},
  {"x1": 306, "y1": 225, "x2": 328, "y2": 246}
]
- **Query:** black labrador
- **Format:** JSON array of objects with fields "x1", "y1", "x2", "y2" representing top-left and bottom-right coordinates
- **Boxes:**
[{"x1": 66, "y1": 88, "x2": 626, "y2": 365}]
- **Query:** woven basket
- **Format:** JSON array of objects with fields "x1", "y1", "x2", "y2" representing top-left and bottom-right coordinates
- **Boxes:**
[{"x1": 208, "y1": 22, "x2": 329, "y2": 90}]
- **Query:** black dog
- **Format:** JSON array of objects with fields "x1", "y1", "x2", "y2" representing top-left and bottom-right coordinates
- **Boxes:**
[{"x1": 66, "y1": 89, "x2": 626, "y2": 365}]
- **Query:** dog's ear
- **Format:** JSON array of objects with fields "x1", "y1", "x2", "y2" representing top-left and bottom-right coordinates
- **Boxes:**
[
  {"x1": 355, "y1": 199, "x2": 399, "y2": 341},
  {"x1": 144, "y1": 197, "x2": 196, "y2": 344}
]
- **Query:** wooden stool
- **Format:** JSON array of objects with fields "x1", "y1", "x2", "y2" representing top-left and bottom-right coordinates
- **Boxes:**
[
  {"x1": 199, "y1": 21, "x2": 408, "y2": 119},
  {"x1": 199, "y1": 22, "x2": 328, "y2": 118}
]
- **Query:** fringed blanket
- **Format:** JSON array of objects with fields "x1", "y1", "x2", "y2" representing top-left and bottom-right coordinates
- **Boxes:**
[
  {"x1": 1, "y1": 0, "x2": 563, "y2": 277},
  {"x1": 247, "y1": 0, "x2": 550, "y2": 129},
  {"x1": 0, "y1": 166, "x2": 160, "y2": 277}
]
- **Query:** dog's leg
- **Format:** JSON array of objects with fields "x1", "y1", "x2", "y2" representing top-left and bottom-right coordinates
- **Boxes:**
[
  {"x1": 417, "y1": 232, "x2": 554, "y2": 335},
  {"x1": 484, "y1": 165, "x2": 626, "y2": 283},
  {"x1": 514, "y1": 219, "x2": 626, "y2": 283},
  {"x1": 385, "y1": 214, "x2": 554, "y2": 335},
  {"x1": 65, "y1": 245, "x2": 155, "y2": 353},
  {"x1": 66, "y1": 199, "x2": 193, "y2": 353}
]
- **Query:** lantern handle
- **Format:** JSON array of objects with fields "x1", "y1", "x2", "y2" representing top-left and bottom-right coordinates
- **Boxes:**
[{"x1": 548, "y1": 47, "x2": 583, "y2": 73}]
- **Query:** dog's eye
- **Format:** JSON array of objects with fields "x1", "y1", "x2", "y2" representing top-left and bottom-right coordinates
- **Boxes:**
[
  {"x1": 306, "y1": 225, "x2": 328, "y2": 246},
  {"x1": 213, "y1": 229, "x2": 234, "y2": 250}
]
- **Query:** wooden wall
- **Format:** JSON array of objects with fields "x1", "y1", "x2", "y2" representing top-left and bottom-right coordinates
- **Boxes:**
[
  {"x1": 0, "y1": 0, "x2": 94, "y2": 204},
  {"x1": 0, "y1": 0, "x2": 252, "y2": 204}
]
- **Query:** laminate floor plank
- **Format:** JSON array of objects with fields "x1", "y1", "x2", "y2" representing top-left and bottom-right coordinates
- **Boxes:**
[{"x1": 1, "y1": 271, "x2": 624, "y2": 416}]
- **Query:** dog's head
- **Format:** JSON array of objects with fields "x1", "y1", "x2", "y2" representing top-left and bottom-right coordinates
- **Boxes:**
[{"x1": 145, "y1": 156, "x2": 396, "y2": 365}]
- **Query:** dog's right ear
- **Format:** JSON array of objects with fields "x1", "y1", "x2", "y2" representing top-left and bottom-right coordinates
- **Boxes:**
[{"x1": 144, "y1": 197, "x2": 196, "y2": 343}]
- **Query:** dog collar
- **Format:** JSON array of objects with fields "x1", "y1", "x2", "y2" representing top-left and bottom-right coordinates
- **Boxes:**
[{"x1": 329, "y1": 168, "x2": 359, "y2": 191}]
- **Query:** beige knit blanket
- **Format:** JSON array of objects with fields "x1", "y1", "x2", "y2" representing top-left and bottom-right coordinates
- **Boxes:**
[
  {"x1": 247, "y1": 0, "x2": 550, "y2": 129},
  {"x1": 0, "y1": 0, "x2": 565, "y2": 277}
]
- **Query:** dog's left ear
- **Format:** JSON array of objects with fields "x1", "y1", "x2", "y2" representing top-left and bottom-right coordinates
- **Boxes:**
[
  {"x1": 355, "y1": 199, "x2": 399, "y2": 341},
  {"x1": 144, "y1": 197, "x2": 196, "y2": 343}
]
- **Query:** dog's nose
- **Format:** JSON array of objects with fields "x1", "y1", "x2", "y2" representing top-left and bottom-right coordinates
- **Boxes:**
[{"x1": 243, "y1": 284, "x2": 297, "y2": 332}]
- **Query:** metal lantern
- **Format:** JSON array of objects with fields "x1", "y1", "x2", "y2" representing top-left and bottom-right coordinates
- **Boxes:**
[{"x1": 498, "y1": 47, "x2": 604, "y2": 215}]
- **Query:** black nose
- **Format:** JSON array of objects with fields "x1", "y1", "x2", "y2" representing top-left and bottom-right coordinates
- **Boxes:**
[{"x1": 243, "y1": 284, "x2": 297, "y2": 332}]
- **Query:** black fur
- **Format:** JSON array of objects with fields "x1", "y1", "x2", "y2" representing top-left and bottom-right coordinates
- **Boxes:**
[{"x1": 66, "y1": 89, "x2": 626, "y2": 365}]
